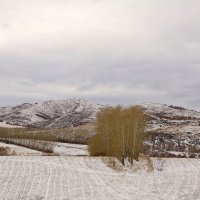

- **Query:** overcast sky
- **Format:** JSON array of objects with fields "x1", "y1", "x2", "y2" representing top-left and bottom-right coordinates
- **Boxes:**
[{"x1": 0, "y1": 0, "x2": 200, "y2": 109}]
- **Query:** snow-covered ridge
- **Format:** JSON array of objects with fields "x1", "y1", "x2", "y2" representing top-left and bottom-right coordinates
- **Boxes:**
[
  {"x1": 0, "y1": 100, "x2": 199, "y2": 130},
  {"x1": 0, "y1": 121, "x2": 23, "y2": 128},
  {"x1": 139, "y1": 102, "x2": 200, "y2": 130},
  {"x1": 138, "y1": 103, "x2": 200, "y2": 157},
  {"x1": 140, "y1": 102, "x2": 200, "y2": 120},
  {"x1": 0, "y1": 99, "x2": 103, "y2": 128}
]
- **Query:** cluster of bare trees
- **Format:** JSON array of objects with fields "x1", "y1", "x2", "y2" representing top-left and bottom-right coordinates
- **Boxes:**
[{"x1": 88, "y1": 106, "x2": 147, "y2": 165}]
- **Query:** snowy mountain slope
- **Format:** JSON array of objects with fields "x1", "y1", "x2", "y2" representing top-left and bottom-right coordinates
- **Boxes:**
[
  {"x1": 140, "y1": 102, "x2": 200, "y2": 130},
  {"x1": 0, "y1": 99, "x2": 103, "y2": 128},
  {"x1": 139, "y1": 103, "x2": 200, "y2": 157}
]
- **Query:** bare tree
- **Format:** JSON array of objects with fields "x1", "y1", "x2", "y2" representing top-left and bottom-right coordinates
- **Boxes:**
[{"x1": 88, "y1": 106, "x2": 147, "y2": 165}]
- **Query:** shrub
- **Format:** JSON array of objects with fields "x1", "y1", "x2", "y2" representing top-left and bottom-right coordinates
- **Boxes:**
[{"x1": 0, "y1": 147, "x2": 10, "y2": 156}]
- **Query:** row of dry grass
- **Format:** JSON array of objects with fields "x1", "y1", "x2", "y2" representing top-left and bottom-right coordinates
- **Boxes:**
[
  {"x1": 0, "y1": 125, "x2": 94, "y2": 154},
  {"x1": 0, "y1": 138, "x2": 54, "y2": 153},
  {"x1": 0, "y1": 124, "x2": 94, "y2": 144}
]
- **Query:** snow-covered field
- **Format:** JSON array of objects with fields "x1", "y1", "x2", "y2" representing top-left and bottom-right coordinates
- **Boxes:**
[
  {"x1": 0, "y1": 142, "x2": 42, "y2": 156},
  {"x1": 53, "y1": 142, "x2": 88, "y2": 156},
  {"x1": 0, "y1": 141, "x2": 88, "y2": 156},
  {"x1": 0, "y1": 156, "x2": 200, "y2": 200}
]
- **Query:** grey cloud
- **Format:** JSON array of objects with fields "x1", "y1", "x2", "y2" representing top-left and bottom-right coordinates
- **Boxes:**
[{"x1": 0, "y1": 0, "x2": 200, "y2": 109}]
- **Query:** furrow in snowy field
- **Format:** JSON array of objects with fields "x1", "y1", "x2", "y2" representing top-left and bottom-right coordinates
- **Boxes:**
[{"x1": 0, "y1": 157, "x2": 200, "y2": 200}]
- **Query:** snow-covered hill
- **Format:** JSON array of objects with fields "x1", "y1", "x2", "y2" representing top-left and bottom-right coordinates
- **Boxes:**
[
  {"x1": 0, "y1": 99, "x2": 103, "y2": 128},
  {"x1": 0, "y1": 99, "x2": 200, "y2": 157},
  {"x1": 139, "y1": 103, "x2": 200, "y2": 157},
  {"x1": 140, "y1": 102, "x2": 200, "y2": 130}
]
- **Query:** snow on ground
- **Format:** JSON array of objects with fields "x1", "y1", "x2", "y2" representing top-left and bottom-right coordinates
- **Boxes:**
[
  {"x1": 0, "y1": 139, "x2": 88, "y2": 156},
  {"x1": 0, "y1": 121, "x2": 23, "y2": 128},
  {"x1": 53, "y1": 142, "x2": 88, "y2": 156},
  {"x1": 0, "y1": 157, "x2": 199, "y2": 200},
  {"x1": 0, "y1": 142, "x2": 42, "y2": 156}
]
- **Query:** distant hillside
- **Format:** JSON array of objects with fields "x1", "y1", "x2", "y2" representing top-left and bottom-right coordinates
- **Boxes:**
[
  {"x1": 0, "y1": 99, "x2": 103, "y2": 128},
  {"x1": 139, "y1": 103, "x2": 200, "y2": 157},
  {"x1": 0, "y1": 99, "x2": 200, "y2": 157}
]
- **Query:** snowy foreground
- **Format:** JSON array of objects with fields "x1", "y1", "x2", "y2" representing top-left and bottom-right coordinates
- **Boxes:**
[{"x1": 0, "y1": 156, "x2": 200, "y2": 200}]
